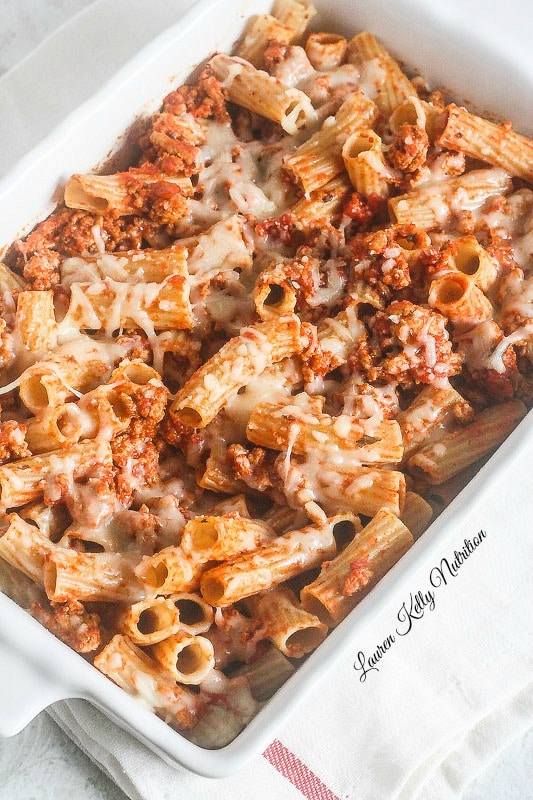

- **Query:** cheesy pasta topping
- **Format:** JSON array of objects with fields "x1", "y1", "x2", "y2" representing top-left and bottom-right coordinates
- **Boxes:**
[{"x1": 0, "y1": 2, "x2": 531, "y2": 748}]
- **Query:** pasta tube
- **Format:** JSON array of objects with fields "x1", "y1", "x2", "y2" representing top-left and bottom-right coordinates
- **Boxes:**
[
  {"x1": 305, "y1": 32, "x2": 347, "y2": 70},
  {"x1": 400, "y1": 492, "x2": 433, "y2": 539},
  {"x1": 169, "y1": 592, "x2": 214, "y2": 635},
  {"x1": 151, "y1": 631, "x2": 215, "y2": 685},
  {"x1": 66, "y1": 273, "x2": 194, "y2": 333},
  {"x1": 44, "y1": 549, "x2": 144, "y2": 603},
  {"x1": 65, "y1": 172, "x2": 192, "y2": 216},
  {"x1": 389, "y1": 169, "x2": 513, "y2": 230},
  {"x1": 300, "y1": 508, "x2": 413, "y2": 625},
  {"x1": 247, "y1": 396, "x2": 403, "y2": 465},
  {"x1": 24, "y1": 404, "x2": 84, "y2": 453},
  {"x1": 283, "y1": 92, "x2": 378, "y2": 194},
  {"x1": 289, "y1": 174, "x2": 352, "y2": 230},
  {"x1": 0, "y1": 441, "x2": 112, "y2": 510},
  {"x1": 245, "y1": 585, "x2": 328, "y2": 658},
  {"x1": 347, "y1": 32, "x2": 416, "y2": 118},
  {"x1": 407, "y1": 399, "x2": 527, "y2": 484},
  {"x1": 170, "y1": 314, "x2": 308, "y2": 428},
  {"x1": 436, "y1": 104, "x2": 533, "y2": 182},
  {"x1": 254, "y1": 262, "x2": 298, "y2": 320},
  {"x1": 18, "y1": 338, "x2": 133, "y2": 414},
  {"x1": 180, "y1": 514, "x2": 275, "y2": 562},
  {"x1": 0, "y1": 513, "x2": 55, "y2": 585},
  {"x1": 232, "y1": 646, "x2": 295, "y2": 701},
  {"x1": 428, "y1": 272, "x2": 493, "y2": 330},
  {"x1": 199, "y1": 515, "x2": 352, "y2": 606},
  {"x1": 236, "y1": 14, "x2": 293, "y2": 67},
  {"x1": 209, "y1": 54, "x2": 316, "y2": 135},
  {"x1": 314, "y1": 305, "x2": 365, "y2": 372},
  {"x1": 449, "y1": 236, "x2": 499, "y2": 291},
  {"x1": 0, "y1": 262, "x2": 24, "y2": 291},
  {"x1": 342, "y1": 129, "x2": 390, "y2": 199},
  {"x1": 389, "y1": 96, "x2": 442, "y2": 140},
  {"x1": 121, "y1": 597, "x2": 181, "y2": 645},
  {"x1": 198, "y1": 449, "x2": 248, "y2": 495},
  {"x1": 15, "y1": 290, "x2": 57, "y2": 356},
  {"x1": 288, "y1": 458, "x2": 406, "y2": 518},
  {"x1": 135, "y1": 546, "x2": 205, "y2": 596},
  {"x1": 396, "y1": 384, "x2": 466, "y2": 461},
  {"x1": 94, "y1": 635, "x2": 200, "y2": 729},
  {"x1": 272, "y1": 0, "x2": 317, "y2": 39},
  {"x1": 61, "y1": 245, "x2": 188, "y2": 284}
]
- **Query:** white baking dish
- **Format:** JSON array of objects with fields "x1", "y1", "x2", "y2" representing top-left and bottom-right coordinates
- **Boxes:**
[{"x1": 0, "y1": 0, "x2": 532, "y2": 778}]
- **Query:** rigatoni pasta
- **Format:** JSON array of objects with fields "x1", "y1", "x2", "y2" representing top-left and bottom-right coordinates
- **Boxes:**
[
  {"x1": 272, "y1": 0, "x2": 317, "y2": 39},
  {"x1": 237, "y1": 14, "x2": 293, "y2": 68},
  {"x1": 342, "y1": 129, "x2": 390, "y2": 199},
  {"x1": 435, "y1": 103, "x2": 533, "y2": 182},
  {"x1": 245, "y1": 585, "x2": 328, "y2": 657},
  {"x1": 209, "y1": 54, "x2": 317, "y2": 135},
  {"x1": 1, "y1": 6, "x2": 532, "y2": 752},
  {"x1": 407, "y1": 400, "x2": 527, "y2": 484},
  {"x1": 199, "y1": 515, "x2": 341, "y2": 606},
  {"x1": 121, "y1": 597, "x2": 181, "y2": 645},
  {"x1": 389, "y1": 169, "x2": 513, "y2": 229},
  {"x1": 65, "y1": 172, "x2": 193, "y2": 217},
  {"x1": 347, "y1": 30, "x2": 416, "y2": 117},
  {"x1": 300, "y1": 509, "x2": 414, "y2": 626},
  {"x1": 94, "y1": 635, "x2": 200, "y2": 729},
  {"x1": 283, "y1": 91, "x2": 378, "y2": 194},
  {"x1": 170, "y1": 314, "x2": 308, "y2": 427}
]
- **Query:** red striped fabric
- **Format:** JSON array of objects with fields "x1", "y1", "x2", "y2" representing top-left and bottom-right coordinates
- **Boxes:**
[{"x1": 263, "y1": 739, "x2": 341, "y2": 800}]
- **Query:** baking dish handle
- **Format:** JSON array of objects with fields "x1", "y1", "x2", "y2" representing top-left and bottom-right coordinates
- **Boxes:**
[
  {"x1": 0, "y1": 636, "x2": 76, "y2": 737},
  {"x1": 0, "y1": 592, "x2": 84, "y2": 737}
]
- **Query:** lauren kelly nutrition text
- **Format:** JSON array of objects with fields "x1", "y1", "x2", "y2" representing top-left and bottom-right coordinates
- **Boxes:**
[{"x1": 354, "y1": 530, "x2": 488, "y2": 681}]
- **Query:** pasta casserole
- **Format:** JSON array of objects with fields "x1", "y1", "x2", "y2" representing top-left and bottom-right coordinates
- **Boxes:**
[{"x1": 0, "y1": 0, "x2": 531, "y2": 748}]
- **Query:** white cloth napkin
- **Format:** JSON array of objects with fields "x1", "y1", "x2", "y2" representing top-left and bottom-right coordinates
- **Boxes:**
[{"x1": 1, "y1": 1, "x2": 532, "y2": 796}]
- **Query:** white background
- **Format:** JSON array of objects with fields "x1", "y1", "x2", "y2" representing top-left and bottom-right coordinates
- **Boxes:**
[{"x1": 0, "y1": 1, "x2": 531, "y2": 798}]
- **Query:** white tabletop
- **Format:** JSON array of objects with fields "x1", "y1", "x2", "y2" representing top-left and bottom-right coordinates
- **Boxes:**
[{"x1": 0, "y1": 2, "x2": 532, "y2": 798}]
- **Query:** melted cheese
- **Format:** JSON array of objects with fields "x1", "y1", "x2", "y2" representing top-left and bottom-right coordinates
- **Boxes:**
[
  {"x1": 225, "y1": 376, "x2": 291, "y2": 430},
  {"x1": 456, "y1": 320, "x2": 502, "y2": 372},
  {"x1": 271, "y1": 46, "x2": 315, "y2": 87},
  {"x1": 188, "y1": 215, "x2": 252, "y2": 277},
  {"x1": 357, "y1": 57, "x2": 387, "y2": 99},
  {"x1": 61, "y1": 254, "x2": 131, "y2": 286},
  {"x1": 487, "y1": 324, "x2": 533, "y2": 373}
]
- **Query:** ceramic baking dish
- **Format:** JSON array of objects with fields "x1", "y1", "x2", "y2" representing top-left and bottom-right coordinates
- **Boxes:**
[{"x1": 0, "y1": 0, "x2": 532, "y2": 778}]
